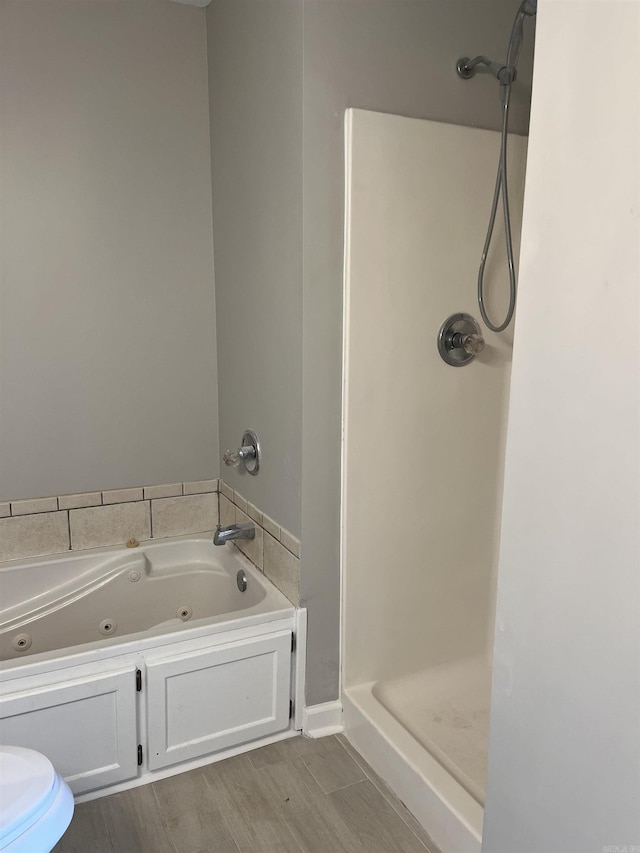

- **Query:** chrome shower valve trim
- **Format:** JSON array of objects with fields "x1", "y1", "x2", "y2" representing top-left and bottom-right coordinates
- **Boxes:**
[
  {"x1": 223, "y1": 429, "x2": 261, "y2": 475},
  {"x1": 438, "y1": 313, "x2": 485, "y2": 367}
]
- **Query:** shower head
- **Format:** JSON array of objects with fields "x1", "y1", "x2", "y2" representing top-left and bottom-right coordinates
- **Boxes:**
[{"x1": 506, "y1": 0, "x2": 537, "y2": 72}]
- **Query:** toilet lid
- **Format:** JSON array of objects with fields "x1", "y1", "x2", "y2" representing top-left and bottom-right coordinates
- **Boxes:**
[{"x1": 0, "y1": 746, "x2": 57, "y2": 844}]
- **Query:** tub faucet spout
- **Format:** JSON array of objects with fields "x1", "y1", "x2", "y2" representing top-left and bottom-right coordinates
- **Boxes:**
[{"x1": 213, "y1": 521, "x2": 255, "y2": 546}]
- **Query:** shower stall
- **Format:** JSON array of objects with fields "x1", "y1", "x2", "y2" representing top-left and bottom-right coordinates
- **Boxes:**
[{"x1": 340, "y1": 106, "x2": 528, "y2": 852}]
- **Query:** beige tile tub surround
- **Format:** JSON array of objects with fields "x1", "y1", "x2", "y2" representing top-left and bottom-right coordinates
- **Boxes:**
[
  {"x1": 261, "y1": 513, "x2": 280, "y2": 540},
  {"x1": 246, "y1": 500, "x2": 263, "y2": 526},
  {"x1": 102, "y1": 487, "x2": 144, "y2": 505},
  {"x1": 0, "y1": 513, "x2": 70, "y2": 562},
  {"x1": 0, "y1": 480, "x2": 219, "y2": 562},
  {"x1": 219, "y1": 480, "x2": 233, "y2": 501},
  {"x1": 151, "y1": 493, "x2": 218, "y2": 539},
  {"x1": 10, "y1": 496, "x2": 59, "y2": 516},
  {"x1": 263, "y1": 532, "x2": 300, "y2": 605},
  {"x1": 219, "y1": 494, "x2": 236, "y2": 529},
  {"x1": 184, "y1": 479, "x2": 219, "y2": 496},
  {"x1": 0, "y1": 480, "x2": 300, "y2": 595},
  {"x1": 217, "y1": 481, "x2": 300, "y2": 605},
  {"x1": 232, "y1": 490, "x2": 248, "y2": 513},
  {"x1": 70, "y1": 501, "x2": 151, "y2": 550},
  {"x1": 218, "y1": 481, "x2": 301, "y2": 560},
  {"x1": 279, "y1": 527, "x2": 301, "y2": 559},
  {"x1": 143, "y1": 483, "x2": 182, "y2": 500},
  {"x1": 58, "y1": 492, "x2": 102, "y2": 511}
]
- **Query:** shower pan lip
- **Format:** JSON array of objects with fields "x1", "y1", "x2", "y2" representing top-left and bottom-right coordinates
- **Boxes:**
[{"x1": 343, "y1": 682, "x2": 483, "y2": 852}]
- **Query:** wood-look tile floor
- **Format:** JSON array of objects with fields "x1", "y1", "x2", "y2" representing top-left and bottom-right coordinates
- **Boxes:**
[{"x1": 53, "y1": 735, "x2": 440, "y2": 853}]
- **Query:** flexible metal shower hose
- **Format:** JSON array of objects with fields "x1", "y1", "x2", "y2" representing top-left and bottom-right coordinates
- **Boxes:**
[{"x1": 477, "y1": 83, "x2": 517, "y2": 333}]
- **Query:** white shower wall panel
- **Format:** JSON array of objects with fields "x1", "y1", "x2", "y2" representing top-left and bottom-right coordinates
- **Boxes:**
[{"x1": 342, "y1": 110, "x2": 527, "y2": 688}]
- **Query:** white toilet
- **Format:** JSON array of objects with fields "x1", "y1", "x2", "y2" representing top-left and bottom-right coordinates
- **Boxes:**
[{"x1": 0, "y1": 746, "x2": 74, "y2": 853}]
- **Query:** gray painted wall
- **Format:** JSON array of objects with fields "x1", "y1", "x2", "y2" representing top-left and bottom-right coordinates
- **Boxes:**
[
  {"x1": 207, "y1": 0, "x2": 303, "y2": 537},
  {"x1": 0, "y1": 1, "x2": 218, "y2": 502},
  {"x1": 301, "y1": 0, "x2": 535, "y2": 705},
  {"x1": 207, "y1": 0, "x2": 534, "y2": 704}
]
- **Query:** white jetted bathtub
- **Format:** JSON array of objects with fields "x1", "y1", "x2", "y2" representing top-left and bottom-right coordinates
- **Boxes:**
[{"x1": 0, "y1": 535, "x2": 302, "y2": 800}]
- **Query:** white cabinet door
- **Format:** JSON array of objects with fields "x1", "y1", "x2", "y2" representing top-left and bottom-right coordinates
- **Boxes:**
[
  {"x1": 146, "y1": 630, "x2": 292, "y2": 770},
  {"x1": 0, "y1": 665, "x2": 138, "y2": 795}
]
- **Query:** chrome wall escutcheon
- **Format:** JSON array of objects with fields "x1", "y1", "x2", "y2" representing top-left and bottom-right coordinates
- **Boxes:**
[
  {"x1": 222, "y1": 429, "x2": 261, "y2": 475},
  {"x1": 437, "y1": 313, "x2": 485, "y2": 367}
]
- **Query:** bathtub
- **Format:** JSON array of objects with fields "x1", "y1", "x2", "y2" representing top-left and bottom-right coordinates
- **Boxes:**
[{"x1": 0, "y1": 535, "x2": 302, "y2": 799}]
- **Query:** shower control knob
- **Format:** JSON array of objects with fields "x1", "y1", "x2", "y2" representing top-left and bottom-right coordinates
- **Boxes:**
[
  {"x1": 222, "y1": 429, "x2": 261, "y2": 476},
  {"x1": 453, "y1": 332, "x2": 485, "y2": 355},
  {"x1": 437, "y1": 313, "x2": 485, "y2": 367},
  {"x1": 223, "y1": 449, "x2": 240, "y2": 467},
  {"x1": 223, "y1": 447, "x2": 254, "y2": 467}
]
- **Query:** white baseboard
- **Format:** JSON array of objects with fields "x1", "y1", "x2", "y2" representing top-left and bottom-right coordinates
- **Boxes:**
[{"x1": 302, "y1": 700, "x2": 344, "y2": 738}]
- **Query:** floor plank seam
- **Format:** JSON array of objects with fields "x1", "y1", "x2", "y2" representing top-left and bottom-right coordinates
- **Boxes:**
[
  {"x1": 148, "y1": 783, "x2": 180, "y2": 853},
  {"x1": 299, "y1": 755, "x2": 367, "y2": 796},
  {"x1": 335, "y1": 735, "x2": 438, "y2": 852},
  {"x1": 318, "y1": 775, "x2": 370, "y2": 796}
]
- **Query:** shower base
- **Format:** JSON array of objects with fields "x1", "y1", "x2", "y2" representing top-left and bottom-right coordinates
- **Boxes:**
[
  {"x1": 373, "y1": 656, "x2": 490, "y2": 805},
  {"x1": 343, "y1": 659, "x2": 490, "y2": 853}
]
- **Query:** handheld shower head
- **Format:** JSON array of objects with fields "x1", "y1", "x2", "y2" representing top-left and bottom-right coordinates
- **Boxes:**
[{"x1": 506, "y1": 0, "x2": 537, "y2": 72}]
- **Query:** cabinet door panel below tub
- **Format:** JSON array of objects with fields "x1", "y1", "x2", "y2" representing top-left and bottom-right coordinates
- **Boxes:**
[
  {"x1": 145, "y1": 631, "x2": 292, "y2": 770},
  {"x1": 0, "y1": 665, "x2": 138, "y2": 794}
]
